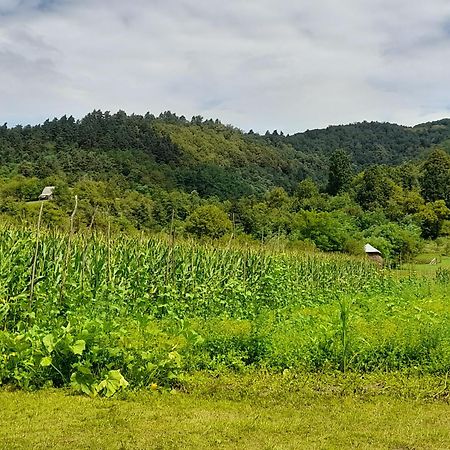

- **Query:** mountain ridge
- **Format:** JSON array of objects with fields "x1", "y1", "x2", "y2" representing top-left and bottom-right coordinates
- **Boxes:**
[{"x1": 1, "y1": 111, "x2": 450, "y2": 199}]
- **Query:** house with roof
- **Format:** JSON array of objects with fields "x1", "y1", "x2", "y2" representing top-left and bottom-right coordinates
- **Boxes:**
[
  {"x1": 364, "y1": 243, "x2": 383, "y2": 265},
  {"x1": 38, "y1": 186, "x2": 55, "y2": 201}
]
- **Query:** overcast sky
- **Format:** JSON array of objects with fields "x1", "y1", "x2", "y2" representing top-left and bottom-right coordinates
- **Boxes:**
[{"x1": 1, "y1": 0, "x2": 450, "y2": 133}]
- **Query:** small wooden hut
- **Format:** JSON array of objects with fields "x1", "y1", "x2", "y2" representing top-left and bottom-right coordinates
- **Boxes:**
[
  {"x1": 38, "y1": 186, "x2": 55, "y2": 201},
  {"x1": 364, "y1": 243, "x2": 383, "y2": 265}
]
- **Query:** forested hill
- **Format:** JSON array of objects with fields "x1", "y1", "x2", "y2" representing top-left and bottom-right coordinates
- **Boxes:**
[
  {"x1": 285, "y1": 119, "x2": 450, "y2": 169},
  {"x1": 1, "y1": 111, "x2": 450, "y2": 198}
]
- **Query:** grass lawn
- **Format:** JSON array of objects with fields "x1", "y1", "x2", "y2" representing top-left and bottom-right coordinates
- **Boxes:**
[
  {"x1": 1, "y1": 374, "x2": 449, "y2": 450},
  {"x1": 400, "y1": 254, "x2": 450, "y2": 275}
]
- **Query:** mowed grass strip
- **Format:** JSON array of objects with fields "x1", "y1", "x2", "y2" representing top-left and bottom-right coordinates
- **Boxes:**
[{"x1": 1, "y1": 389, "x2": 449, "y2": 450}]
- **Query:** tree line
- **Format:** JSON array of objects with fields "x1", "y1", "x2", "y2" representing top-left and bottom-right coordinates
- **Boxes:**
[{"x1": 1, "y1": 111, "x2": 450, "y2": 264}]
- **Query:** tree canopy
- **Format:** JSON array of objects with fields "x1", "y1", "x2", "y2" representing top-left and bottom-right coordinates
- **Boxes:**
[{"x1": 1, "y1": 110, "x2": 450, "y2": 264}]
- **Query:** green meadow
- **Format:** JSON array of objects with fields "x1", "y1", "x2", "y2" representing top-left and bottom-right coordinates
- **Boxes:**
[{"x1": 1, "y1": 374, "x2": 449, "y2": 450}]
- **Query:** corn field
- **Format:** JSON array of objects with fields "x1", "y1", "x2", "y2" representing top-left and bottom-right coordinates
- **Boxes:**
[{"x1": 0, "y1": 226, "x2": 449, "y2": 395}]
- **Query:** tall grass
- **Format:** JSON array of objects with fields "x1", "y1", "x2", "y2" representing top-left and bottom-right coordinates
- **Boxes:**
[{"x1": 0, "y1": 224, "x2": 448, "y2": 393}]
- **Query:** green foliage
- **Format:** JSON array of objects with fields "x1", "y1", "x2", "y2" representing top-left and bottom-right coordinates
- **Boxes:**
[
  {"x1": 294, "y1": 178, "x2": 319, "y2": 200},
  {"x1": 263, "y1": 187, "x2": 291, "y2": 209},
  {"x1": 186, "y1": 205, "x2": 232, "y2": 238},
  {"x1": 326, "y1": 149, "x2": 354, "y2": 195},
  {"x1": 1, "y1": 111, "x2": 450, "y2": 399},
  {"x1": 1, "y1": 110, "x2": 450, "y2": 249},
  {"x1": 286, "y1": 119, "x2": 450, "y2": 175},
  {"x1": 421, "y1": 148, "x2": 450, "y2": 204},
  {"x1": 291, "y1": 210, "x2": 357, "y2": 252},
  {"x1": 2, "y1": 111, "x2": 450, "y2": 202},
  {"x1": 355, "y1": 166, "x2": 395, "y2": 210},
  {"x1": 0, "y1": 176, "x2": 42, "y2": 202},
  {"x1": 364, "y1": 222, "x2": 423, "y2": 263},
  {"x1": 415, "y1": 201, "x2": 450, "y2": 239},
  {"x1": 0, "y1": 226, "x2": 448, "y2": 398}
]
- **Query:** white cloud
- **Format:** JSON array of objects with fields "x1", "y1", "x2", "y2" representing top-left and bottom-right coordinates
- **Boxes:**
[{"x1": 0, "y1": 0, "x2": 450, "y2": 132}]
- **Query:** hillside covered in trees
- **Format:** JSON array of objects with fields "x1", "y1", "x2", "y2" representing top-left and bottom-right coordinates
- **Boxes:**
[{"x1": 1, "y1": 110, "x2": 450, "y2": 264}]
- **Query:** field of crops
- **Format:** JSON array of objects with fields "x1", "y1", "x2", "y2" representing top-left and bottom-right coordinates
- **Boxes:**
[{"x1": 0, "y1": 226, "x2": 449, "y2": 397}]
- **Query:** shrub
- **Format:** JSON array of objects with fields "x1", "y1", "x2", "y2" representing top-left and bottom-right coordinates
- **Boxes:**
[{"x1": 186, "y1": 205, "x2": 232, "y2": 238}]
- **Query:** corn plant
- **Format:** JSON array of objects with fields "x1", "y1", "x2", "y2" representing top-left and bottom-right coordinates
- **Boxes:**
[{"x1": 0, "y1": 224, "x2": 448, "y2": 394}]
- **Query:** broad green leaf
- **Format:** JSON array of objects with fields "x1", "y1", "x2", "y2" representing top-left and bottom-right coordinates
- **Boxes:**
[
  {"x1": 42, "y1": 334, "x2": 55, "y2": 353},
  {"x1": 70, "y1": 340, "x2": 86, "y2": 355},
  {"x1": 40, "y1": 356, "x2": 52, "y2": 367},
  {"x1": 70, "y1": 369, "x2": 96, "y2": 397},
  {"x1": 96, "y1": 370, "x2": 129, "y2": 397}
]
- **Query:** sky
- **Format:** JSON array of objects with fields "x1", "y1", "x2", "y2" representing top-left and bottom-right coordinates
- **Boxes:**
[{"x1": 1, "y1": 0, "x2": 450, "y2": 133}]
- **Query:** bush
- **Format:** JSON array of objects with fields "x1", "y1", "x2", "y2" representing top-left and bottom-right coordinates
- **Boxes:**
[
  {"x1": 186, "y1": 205, "x2": 232, "y2": 239},
  {"x1": 365, "y1": 222, "x2": 423, "y2": 264}
]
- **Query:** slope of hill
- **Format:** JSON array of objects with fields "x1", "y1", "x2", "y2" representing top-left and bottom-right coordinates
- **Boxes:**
[
  {"x1": 283, "y1": 119, "x2": 450, "y2": 170},
  {"x1": 0, "y1": 111, "x2": 300, "y2": 198},
  {"x1": 1, "y1": 111, "x2": 450, "y2": 199}
]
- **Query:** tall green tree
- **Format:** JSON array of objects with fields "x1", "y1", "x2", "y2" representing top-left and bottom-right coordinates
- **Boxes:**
[
  {"x1": 420, "y1": 149, "x2": 450, "y2": 204},
  {"x1": 415, "y1": 200, "x2": 450, "y2": 239},
  {"x1": 355, "y1": 166, "x2": 395, "y2": 210},
  {"x1": 326, "y1": 149, "x2": 353, "y2": 195},
  {"x1": 295, "y1": 178, "x2": 319, "y2": 200}
]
